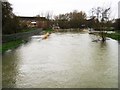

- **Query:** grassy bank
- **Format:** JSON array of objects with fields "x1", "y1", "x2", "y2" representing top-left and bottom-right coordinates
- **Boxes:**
[
  {"x1": 1, "y1": 28, "x2": 52, "y2": 53},
  {"x1": 106, "y1": 33, "x2": 120, "y2": 41},
  {"x1": 1, "y1": 40, "x2": 23, "y2": 53},
  {"x1": 43, "y1": 28, "x2": 53, "y2": 33}
]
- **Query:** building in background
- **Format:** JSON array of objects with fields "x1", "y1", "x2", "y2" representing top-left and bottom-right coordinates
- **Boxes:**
[{"x1": 19, "y1": 16, "x2": 49, "y2": 29}]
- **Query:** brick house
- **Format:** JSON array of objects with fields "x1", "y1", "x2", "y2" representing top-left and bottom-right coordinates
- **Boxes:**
[{"x1": 19, "y1": 16, "x2": 49, "y2": 29}]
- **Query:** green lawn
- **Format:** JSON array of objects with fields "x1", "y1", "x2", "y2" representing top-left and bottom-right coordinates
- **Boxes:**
[
  {"x1": 106, "y1": 33, "x2": 120, "y2": 41},
  {"x1": 43, "y1": 28, "x2": 53, "y2": 33},
  {"x1": 1, "y1": 40, "x2": 23, "y2": 53},
  {"x1": 1, "y1": 28, "x2": 53, "y2": 53}
]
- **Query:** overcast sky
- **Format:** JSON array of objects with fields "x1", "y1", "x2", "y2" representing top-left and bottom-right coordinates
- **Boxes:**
[{"x1": 8, "y1": 0, "x2": 119, "y2": 19}]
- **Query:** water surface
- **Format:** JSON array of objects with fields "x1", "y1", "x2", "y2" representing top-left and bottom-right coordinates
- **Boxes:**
[{"x1": 2, "y1": 32, "x2": 118, "y2": 88}]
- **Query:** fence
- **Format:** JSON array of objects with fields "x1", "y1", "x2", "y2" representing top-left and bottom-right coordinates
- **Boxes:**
[{"x1": 2, "y1": 29, "x2": 43, "y2": 43}]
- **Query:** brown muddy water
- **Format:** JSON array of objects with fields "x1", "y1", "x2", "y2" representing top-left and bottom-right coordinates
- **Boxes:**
[{"x1": 2, "y1": 32, "x2": 118, "y2": 88}]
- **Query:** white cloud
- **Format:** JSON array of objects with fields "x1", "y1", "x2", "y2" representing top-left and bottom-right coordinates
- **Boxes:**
[{"x1": 8, "y1": 0, "x2": 119, "y2": 18}]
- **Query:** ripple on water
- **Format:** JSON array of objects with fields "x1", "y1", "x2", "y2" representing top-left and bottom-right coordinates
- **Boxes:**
[{"x1": 2, "y1": 32, "x2": 118, "y2": 88}]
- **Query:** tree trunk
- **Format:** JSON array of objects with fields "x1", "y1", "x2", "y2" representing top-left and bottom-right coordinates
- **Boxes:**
[{"x1": 101, "y1": 32, "x2": 106, "y2": 42}]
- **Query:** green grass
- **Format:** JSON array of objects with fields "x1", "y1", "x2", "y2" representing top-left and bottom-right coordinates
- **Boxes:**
[
  {"x1": 1, "y1": 28, "x2": 44, "y2": 53},
  {"x1": 43, "y1": 28, "x2": 53, "y2": 33},
  {"x1": 0, "y1": 45, "x2": 2, "y2": 53},
  {"x1": 1, "y1": 28, "x2": 43, "y2": 53},
  {"x1": 1, "y1": 40, "x2": 23, "y2": 53},
  {"x1": 106, "y1": 33, "x2": 120, "y2": 41}
]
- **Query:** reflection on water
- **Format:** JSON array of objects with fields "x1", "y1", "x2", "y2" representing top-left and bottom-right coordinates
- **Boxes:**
[{"x1": 2, "y1": 32, "x2": 118, "y2": 88}]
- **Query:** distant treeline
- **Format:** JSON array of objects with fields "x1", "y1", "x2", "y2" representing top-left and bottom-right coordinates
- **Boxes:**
[
  {"x1": 2, "y1": 1, "x2": 22, "y2": 34},
  {"x1": 2, "y1": 1, "x2": 120, "y2": 35},
  {"x1": 53, "y1": 10, "x2": 87, "y2": 29},
  {"x1": 53, "y1": 10, "x2": 120, "y2": 31}
]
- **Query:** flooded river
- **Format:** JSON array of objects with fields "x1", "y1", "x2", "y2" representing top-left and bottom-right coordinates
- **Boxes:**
[{"x1": 2, "y1": 32, "x2": 118, "y2": 88}]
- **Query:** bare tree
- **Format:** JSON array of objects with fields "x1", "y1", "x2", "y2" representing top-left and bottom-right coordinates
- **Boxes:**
[
  {"x1": 45, "y1": 11, "x2": 53, "y2": 29},
  {"x1": 90, "y1": 7, "x2": 111, "y2": 41},
  {"x1": 54, "y1": 10, "x2": 87, "y2": 29}
]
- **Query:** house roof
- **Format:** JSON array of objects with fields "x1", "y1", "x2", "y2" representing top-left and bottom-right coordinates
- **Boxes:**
[{"x1": 18, "y1": 16, "x2": 47, "y2": 21}]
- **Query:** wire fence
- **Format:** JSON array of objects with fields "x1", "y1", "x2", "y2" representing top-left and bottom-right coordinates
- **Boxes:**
[{"x1": 2, "y1": 29, "x2": 43, "y2": 43}]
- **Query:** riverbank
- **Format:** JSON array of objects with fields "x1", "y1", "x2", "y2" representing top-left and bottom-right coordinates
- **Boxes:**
[
  {"x1": 2, "y1": 39, "x2": 23, "y2": 53},
  {"x1": 1, "y1": 29, "x2": 120, "y2": 53},
  {"x1": 2, "y1": 28, "x2": 42, "y2": 53},
  {"x1": 43, "y1": 28, "x2": 53, "y2": 33},
  {"x1": 3, "y1": 28, "x2": 43, "y2": 43},
  {"x1": 1, "y1": 28, "x2": 53, "y2": 53},
  {"x1": 106, "y1": 32, "x2": 120, "y2": 41}
]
